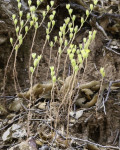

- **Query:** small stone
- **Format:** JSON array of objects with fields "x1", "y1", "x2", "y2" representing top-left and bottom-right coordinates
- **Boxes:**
[
  {"x1": 0, "y1": 36, "x2": 7, "y2": 45},
  {"x1": 0, "y1": 103, "x2": 8, "y2": 116},
  {"x1": 8, "y1": 98, "x2": 23, "y2": 112}
]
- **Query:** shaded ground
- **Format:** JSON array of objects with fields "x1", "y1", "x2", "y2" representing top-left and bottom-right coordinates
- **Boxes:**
[{"x1": 0, "y1": 0, "x2": 120, "y2": 149}]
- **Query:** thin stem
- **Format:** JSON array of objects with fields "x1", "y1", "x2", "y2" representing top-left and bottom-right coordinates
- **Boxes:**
[{"x1": 29, "y1": 29, "x2": 37, "y2": 80}]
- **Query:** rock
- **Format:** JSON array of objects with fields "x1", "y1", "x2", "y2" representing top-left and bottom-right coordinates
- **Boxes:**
[
  {"x1": 9, "y1": 137, "x2": 37, "y2": 150},
  {"x1": 38, "y1": 102, "x2": 46, "y2": 110},
  {"x1": 8, "y1": 98, "x2": 23, "y2": 112},
  {"x1": 7, "y1": 113, "x2": 16, "y2": 120},
  {"x1": 9, "y1": 141, "x2": 29, "y2": 150},
  {"x1": 111, "y1": 40, "x2": 117, "y2": 46},
  {"x1": 70, "y1": 110, "x2": 84, "y2": 119},
  {"x1": 0, "y1": 35, "x2": 7, "y2": 45},
  {"x1": 0, "y1": 103, "x2": 8, "y2": 116},
  {"x1": 2, "y1": 123, "x2": 27, "y2": 142},
  {"x1": 39, "y1": 145, "x2": 50, "y2": 150}
]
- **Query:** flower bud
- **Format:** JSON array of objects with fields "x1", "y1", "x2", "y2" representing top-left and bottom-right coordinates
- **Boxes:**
[
  {"x1": 16, "y1": 26, "x2": 19, "y2": 33},
  {"x1": 46, "y1": 34, "x2": 50, "y2": 41},
  {"x1": 72, "y1": 48, "x2": 76, "y2": 54},
  {"x1": 50, "y1": 66, "x2": 54, "y2": 71},
  {"x1": 100, "y1": 67, "x2": 105, "y2": 78},
  {"x1": 37, "y1": 55, "x2": 42, "y2": 61},
  {"x1": 19, "y1": 11, "x2": 23, "y2": 17},
  {"x1": 67, "y1": 49, "x2": 71, "y2": 55},
  {"x1": 79, "y1": 44, "x2": 82, "y2": 49},
  {"x1": 65, "y1": 17, "x2": 70, "y2": 24},
  {"x1": 74, "y1": 65, "x2": 79, "y2": 72},
  {"x1": 15, "y1": 44, "x2": 19, "y2": 51},
  {"x1": 59, "y1": 31, "x2": 62, "y2": 37},
  {"x1": 63, "y1": 23, "x2": 66, "y2": 29},
  {"x1": 52, "y1": 20, "x2": 55, "y2": 26},
  {"x1": 47, "y1": 5, "x2": 50, "y2": 11},
  {"x1": 20, "y1": 20, "x2": 24, "y2": 27},
  {"x1": 46, "y1": 28, "x2": 49, "y2": 35},
  {"x1": 68, "y1": 23, "x2": 72, "y2": 29},
  {"x1": 72, "y1": 15, "x2": 76, "y2": 21},
  {"x1": 49, "y1": 15, "x2": 54, "y2": 21},
  {"x1": 28, "y1": 0, "x2": 32, "y2": 6},
  {"x1": 69, "y1": 33, "x2": 73, "y2": 39},
  {"x1": 51, "y1": 71, "x2": 55, "y2": 76},
  {"x1": 54, "y1": 36, "x2": 57, "y2": 42},
  {"x1": 77, "y1": 49, "x2": 80, "y2": 54},
  {"x1": 74, "y1": 25, "x2": 78, "y2": 33},
  {"x1": 30, "y1": 6, "x2": 36, "y2": 12},
  {"x1": 78, "y1": 54, "x2": 83, "y2": 64},
  {"x1": 86, "y1": 10, "x2": 89, "y2": 17},
  {"x1": 70, "y1": 28, "x2": 73, "y2": 33},
  {"x1": 64, "y1": 39, "x2": 68, "y2": 46},
  {"x1": 68, "y1": 8, "x2": 73, "y2": 15},
  {"x1": 32, "y1": 53, "x2": 36, "y2": 59},
  {"x1": 25, "y1": 26, "x2": 29, "y2": 32},
  {"x1": 90, "y1": 4, "x2": 94, "y2": 10},
  {"x1": 66, "y1": 4, "x2": 70, "y2": 10},
  {"x1": 32, "y1": 13, "x2": 35, "y2": 20},
  {"x1": 52, "y1": 10, "x2": 56, "y2": 16},
  {"x1": 59, "y1": 38, "x2": 63, "y2": 45},
  {"x1": 30, "y1": 67, "x2": 34, "y2": 73},
  {"x1": 18, "y1": 2, "x2": 22, "y2": 9},
  {"x1": 18, "y1": 34, "x2": 22, "y2": 40},
  {"x1": 42, "y1": 11, "x2": 46, "y2": 17},
  {"x1": 35, "y1": 22, "x2": 38, "y2": 29},
  {"x1": 58, "y1": 47, "x2": 62, "y2": 54},
  {"x1": 52, "y1": 76, "x2": 56, "y2": 83},
  {"x1": 34, "y1": 58, "x2": 39, "y2": 67},
  {"x1": 19, "y1": 38, "x2": 23, "y2": 45},
  {"x1": 47, "y1": 22, "x2": 51, "y2": 29},
  {"x1": 81, "y1": 50, "x2": 87, "y2": 58},
  {"x1": 69, "y1": 53, "x2": 74, "y2": 60},
  {"x1": 30, "y1": 21, "x2": 34, "y2": 26},
  {"x1": 83, "y1": 38, "x2": 87, "y2": 43},
  {"x1": 70, "y1": 44, "x2": 74, "y2": 49},
  {"x1": 94, "y1": 0, "x2": 98, "y2": 5},
  {"x1": 92, "y1": 30, "x2": 97, "y2": 40},
  {"x1": 12, "y1": 14, "x2": 16, "y2": 20},
  {"x1": 89, "y1": 31, "x2": 92, "y2": 35},
  {"x1": 27, "y1": 13, "x2": 30, "y2": 20},
  {"x1": 35, "y1": 16, "x2": 38, "y2": 22},
  {"x1": 89, "y1": 34, "x2": 92, "y2": 41},
  {"x1": 50, "y1": 1, "x2": 54, "y2": 7},
  {"x1": 50, "y1": 41, "x2": 54, "y2": 47},
  {"x1": 81, "y1": 17, "x2": 84, "y2": 24},
  {"x1": 37, "y1": 0, "x2": 40, "y2": 6},
  {"x1": 10, "y1": 38, "x2": 13, "y2": 44},
  {"x1": 71, "y1": 59, "x2": 76, "y2": 67},
  {"x1": 60, "y1": 26, "x2": 63, "y2": 32},
  {"x1": 14, "y1": 19, "x2": 18, "y2": 25}
]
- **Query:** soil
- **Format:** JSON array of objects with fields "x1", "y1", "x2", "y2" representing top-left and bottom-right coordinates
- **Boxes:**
[{"x1": 0, "y1": 0, "x2": 120, "y2": 150}]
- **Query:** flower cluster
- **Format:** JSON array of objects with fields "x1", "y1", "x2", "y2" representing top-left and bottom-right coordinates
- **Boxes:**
[
  {"x1": 100, "y1": 67, "x2": 105, "y2": 78},
  {"x1": 10, "y1": 0, "x2": 55, "y2": 50},
  {"x1": 46, "y1": 4, "x2": 56, "y2": 41},
  {"x1": 30, "y1": 53, "x2": 42, "y2": 74},
  {"x1": 50, "y1": 66, "x2": 56, "y2": 83},
  {"x1": 67, "y1": 30, "x2": 97, "y2": 73}
]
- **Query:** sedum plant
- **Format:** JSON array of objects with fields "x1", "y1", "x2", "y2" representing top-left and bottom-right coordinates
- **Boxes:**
[
  {"x1": 4, "y1": 0, "x2": 99, "y2": 137},
  {"x1": 3, "y1": 0, "x2": 56, "y2": 137},
  {"x1": 3, "y1": 0, "x2": 55, "y2": 93}
]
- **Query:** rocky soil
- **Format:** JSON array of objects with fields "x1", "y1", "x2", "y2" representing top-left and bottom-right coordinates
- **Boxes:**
[{"x1": 0, "y1": 0, "x2": 120, "y2": 149}]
